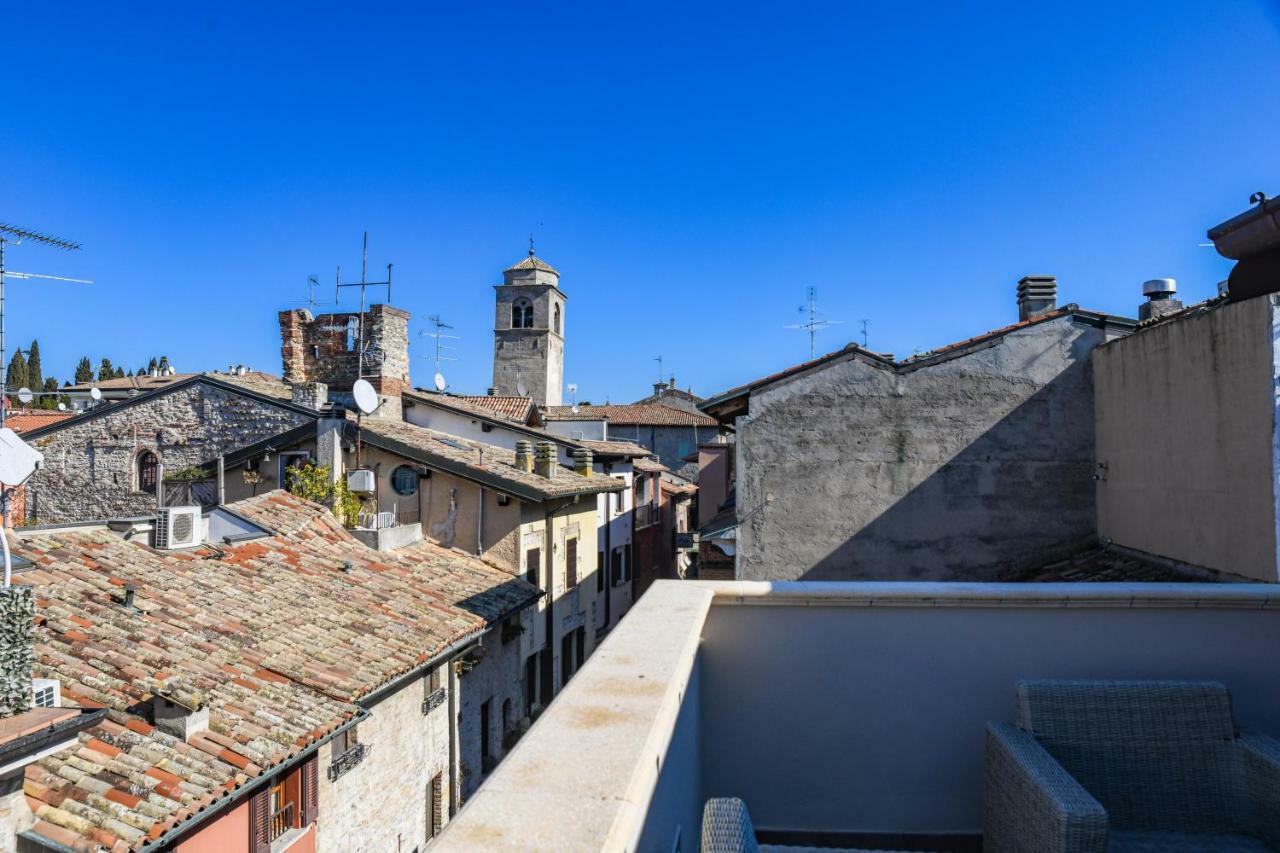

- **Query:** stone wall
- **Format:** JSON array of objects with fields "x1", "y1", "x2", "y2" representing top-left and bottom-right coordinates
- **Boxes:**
[
  {"x1": 735, "y1": 316, "x2": 1123, "y2": 581},
  {"x1": 456, "y1": 623, "x2": 528, "y2": 802},
  {"x1": 279, "y1": 304, "x2": 410, "y2": 397},
  {"x1": 317, "y1": 665, "x2": 451, "y2": 853},
  {"x1": 0, "y1": 587, "x2": 33, "y2": 717},
  {"x1": 25, "y1": 383, "x2": 312, "y2": 522}
]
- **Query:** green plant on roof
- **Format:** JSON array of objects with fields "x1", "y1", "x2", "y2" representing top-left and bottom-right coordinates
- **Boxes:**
[
  {"x1": 286, "y1": 462, "x2": 361, "y2": 528},
  {"x1": 163, "y1": 466, "x2": 210, "y2": 482}
]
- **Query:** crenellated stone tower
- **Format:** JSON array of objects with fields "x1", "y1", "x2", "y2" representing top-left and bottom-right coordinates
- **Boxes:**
[{"x1": 492, "y1": 251, "x2": 565, "y2": 406}]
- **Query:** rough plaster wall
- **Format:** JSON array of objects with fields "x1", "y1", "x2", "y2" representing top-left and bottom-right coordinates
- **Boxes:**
[
  {"x1": 1095, "y1": 296, "x2": 1277, "y2": 580},
  {"x1": 456, "y1": 625, "x2": 526, "y2": 802},
  {"x1": 25, "y1": 385, "x2": 311, "y2": 523},
  {"x1": 736, "y1": 317, "x2": 1109, "y2": 581}
]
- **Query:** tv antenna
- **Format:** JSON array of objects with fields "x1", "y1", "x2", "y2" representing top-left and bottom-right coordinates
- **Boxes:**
[
  {"x1": 293, "y1": 274, "x2": 335, "y2": 312},
  {"x1": 859, "y1": 319, "x2": 870, "y2": 349},
  {"x1": 334, "y1": 232, "x2": 393, "y2": 379},
  {"x1": 654, "y1": 355, "x2": 664, "y2": 384},
  {"x1": 420, "y1": 314, "x2": 458, "y2": 392},
  {"x1": 0, "y1": 223, "x2": 90, "y2": 431},
  {"x1": 784, "y1": 286, "x2": 842, "y2": 359}
]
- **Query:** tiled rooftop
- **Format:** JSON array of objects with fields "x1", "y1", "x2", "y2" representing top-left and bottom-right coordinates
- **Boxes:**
[
  {"x1": 6, "y1": 410, "x2": 74, "y2": 434},
  {"x1": 542, "y1": 403, "x2": 718, "y2": 428},
  {"x1": 13, "y1": 491, "x2": 536, "y2": 851},
  {"x1": 504, "y1": 253, "x2": 558, "y2": 275},
  {"x1": 576, "y1": 439, "x2": 652, "y2": 459},
  {"x1": 361, "y1": 417, "x2": 624, "y2": 501}
]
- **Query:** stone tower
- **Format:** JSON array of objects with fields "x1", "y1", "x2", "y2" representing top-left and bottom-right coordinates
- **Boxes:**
[
  {"x1": 279, "y1": 303, "x2": 410, "y2": 417},
  {"x1": 492, "y1": 251, "x2": 565, "y2": 406}
]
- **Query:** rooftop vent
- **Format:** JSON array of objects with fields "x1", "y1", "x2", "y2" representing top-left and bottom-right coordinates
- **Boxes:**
[
  {"x1": 534, "y1": 441, "x2": 557, "y2": 479},
  {"x1": 153, "y1": 685, "x2": 209, "y2": 741},
  {"x1": 514, "y1": 440, "x2": 534, "y2": 473},
  {"x1": 1017, "y1": 276, "x2": 1058, "y2": 321},
  {"x1": 1139, "y1": 278, "x2": 1183, "y2": 322}
]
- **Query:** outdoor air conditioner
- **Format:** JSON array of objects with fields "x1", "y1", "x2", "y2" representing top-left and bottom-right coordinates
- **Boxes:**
[
  {"x1": 347, "y1": 469, "x2": 376, "y2": 494},
  {"x1": 155, "y1": 506, "x2": 202, "y2": 550}
]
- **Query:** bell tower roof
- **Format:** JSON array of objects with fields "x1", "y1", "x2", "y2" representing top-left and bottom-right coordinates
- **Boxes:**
[{"x1": 504, "y1": 253, "x2": 559, "y2": 276}]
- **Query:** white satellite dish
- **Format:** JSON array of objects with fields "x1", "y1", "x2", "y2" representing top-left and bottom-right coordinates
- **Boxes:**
[
  {"x1": 352, "y1": 379, "x2": 379, "y2": 415},
  {"x1": 57, "y1": 402, "x2": 67, "y2": 411},
  {"x1": 433, "y1": 372, "x2": 447, "y2": 392},
  {"x1": 567, "y1": 383, "x2": 577, "y2": 394},
  {"x1": 572, "y1": 402, "x2": 580, "y2": 414},
  {"x1": 16, "y1": 388, "x2": 32, "y2": 405},
  {"x1": 0, "y1": 427, "x2": 42, "y2": 586},
  {"x1": 89, "y1": 387, "x2": 102, "y2": 401},
  {"x1": 516, "y1": 379, "x2": 528, "y2": 397}
]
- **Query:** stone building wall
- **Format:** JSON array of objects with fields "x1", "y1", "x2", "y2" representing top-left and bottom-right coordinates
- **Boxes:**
[
  {"x1": 24, "y1": 383, "x2": 312, "y2": 522},
  {"x1": 735, "y1": 316, "x2": 1126, "y2": 581},
  {"x1": 279, "y1": 304, "x2": 410, "y2": 397},
  {"x1": 316, "y1": 665, "x2": 451, "y2": 853},
  {"x1": 456, "y1": 623, "x2": 528, "y2": 803}
]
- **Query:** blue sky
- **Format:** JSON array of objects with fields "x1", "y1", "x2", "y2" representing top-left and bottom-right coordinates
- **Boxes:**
[{"x1": 4, "y1": 2, "x2": 1279, "y2": 402}]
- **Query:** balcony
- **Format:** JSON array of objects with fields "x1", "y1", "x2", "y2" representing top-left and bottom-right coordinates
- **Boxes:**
[{"x1": 433, "y1": 579, "x2": 1280, "y2": 851}]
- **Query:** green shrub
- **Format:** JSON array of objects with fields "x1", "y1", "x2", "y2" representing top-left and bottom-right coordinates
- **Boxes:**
[{"x1": 285, "y1": 462, "x2": 362, "y2": 527}]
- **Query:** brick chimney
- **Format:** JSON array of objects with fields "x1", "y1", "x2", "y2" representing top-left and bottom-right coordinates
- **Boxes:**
[
  {"x1": 1017, "y1": 276, "x2": 1058, "y2": 321},
  {"x1": 534, "y1": 441, "x2": 557, "y2": 479}
]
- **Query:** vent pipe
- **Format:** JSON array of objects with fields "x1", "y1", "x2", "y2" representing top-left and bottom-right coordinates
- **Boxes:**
[
  {"x1": 1016, "y1": 276, "x2": 1058, "y2": 321},
  {"x1": 1139, "y1": 278, "x2": 1183, "y2": 322}
]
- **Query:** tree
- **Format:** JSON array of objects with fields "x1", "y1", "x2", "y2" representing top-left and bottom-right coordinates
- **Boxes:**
[
  {"x1": 41, "y1": 378, "x2": 60, "y2": 410},
  {"x1": 26, "y1": 340, "x2": 42, "y2": 396},
  {"x1": 74, "y1": 357, "x2": 94, "y2": 384},
  {"x1": 113, "y1": 367, "x2": 125, "y2": 379},
  {"x1": 98, "y1": 358, "x2": 115, "y2": 381},
  {"x1": 6, "y1": 351, "x2": 28, "y2": 398}
]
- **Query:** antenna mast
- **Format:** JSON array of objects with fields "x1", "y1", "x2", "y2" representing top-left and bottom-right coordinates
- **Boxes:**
[
  {"x1": 421, "y1": 314, "x2": 459, "y2": 379},
  {"x1": 334, "y1": 232, "x2": 393, "y2": 380},
  {"x1": 784, "y1": 287, "x2": 842, "y2": 359}
]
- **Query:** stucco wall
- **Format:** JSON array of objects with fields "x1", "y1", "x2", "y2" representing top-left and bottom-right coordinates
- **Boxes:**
[
  {"x1": 25, "y1": 384, "x2": 310, "y2": 522},
  {"x1": 1094, "y1": 295, "x2": 1278, "y2": 581},
  {"x1": 735, "y1": 316, "x2": 1120, "y2": 581},
  {"x1": 175, "y1": 800, "x2": 250, "y2": 853}
]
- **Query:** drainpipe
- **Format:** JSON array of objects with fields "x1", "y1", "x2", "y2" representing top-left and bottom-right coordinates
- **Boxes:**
[
  {"x1": 477, "y1": 487, "x2": 485, "y2": 556},
  {"x1": 156, "y1": 463, "x2": 165, "y2": 512},
  {"x1": 602, "y1": 489, "x2": 612, "y2": 631},
  {"x1": 216, "y1": 456, "x2": 225, "y2": 506},
  {"x1": 448, "y1": 648, "x2": 460, "y2": 816}
]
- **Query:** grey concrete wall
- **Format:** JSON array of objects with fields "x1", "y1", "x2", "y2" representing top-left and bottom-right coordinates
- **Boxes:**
[
  {"x1": 699, "y1": 597, "x2": 1280, "y2": 835},
  {"x1": 610, "y1": 424, "x2": 703, "y2": 479},
  {"x1": 1094, "y1": 296, "x2": 1278, "y2": 581},
  {"x1": 25, "y1": 384, "x2": 312, "y2": 522},
  {"x1": 735, "y1": 316, "x2": 1120, "y2": 581},
  {"x1": 636, "y1": 657, "x2": 702, "y2": 853}
]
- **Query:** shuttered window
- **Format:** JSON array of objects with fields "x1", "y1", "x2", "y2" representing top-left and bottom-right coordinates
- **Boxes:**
[
  {"x1": 565, "y1": 538, "x2": 578, "y2": 588},
  {"x1": 249, "y1": 787, "x2": 271, "y2": 853},
  {"x1": 525, "y1": 548, "x2": 541, "y2": 587},
  {"x1": 428, "y1": 773, "x2": 444, "y2": 838},
  {"x1": 301, "y1": 755, "x2": 319, "y2": 826}
]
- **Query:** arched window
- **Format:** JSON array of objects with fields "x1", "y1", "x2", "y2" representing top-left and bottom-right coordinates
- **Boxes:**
[
  {"x1": 391, "y1": 465, "x2": 418, "y2": 496},
  {"x1": 511, "y1": 298, "x2": 533, "y2": 329},
  {"x1": 553, "y1": 303, "x2": 561, "y2": 335},
  {"x1": 137, "y1": 451, "x2": 159, "y2": 494}
]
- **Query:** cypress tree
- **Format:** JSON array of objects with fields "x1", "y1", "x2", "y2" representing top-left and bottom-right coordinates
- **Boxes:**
[
  {"x1": 26, "y1": 340, "x2": 42, "y2": 395},
  {"x1": 98, "y1": 358, "x2": 115, "y2": 381},
  {"x1": 113, "y1": 367, "x2": 125, "y2": 379},
  {"x1": 7, "y1": 351, "x2": 28, "y2": 398},
  {"x1": 40, "y1": 377, "x2": 59, "y2": 410},
  {"x1": 74, "y1": 357, "x2": 94, "y2": 384}
]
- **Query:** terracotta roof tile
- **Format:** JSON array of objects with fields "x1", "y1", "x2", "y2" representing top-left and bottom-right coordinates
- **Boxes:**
[
  {"x1": 6, "y1": 410, "x2": 75, "y2": 433},
  {"x1": 542, "y1": 402, "x2": 718, "y2": 427},
  {"x1": 15, "y1": 491, "x2": 537, "y2": 851}
]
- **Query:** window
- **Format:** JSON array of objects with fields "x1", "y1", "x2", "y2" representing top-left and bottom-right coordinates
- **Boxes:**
[
  {"x1": 561, "y1": 632, "x2": 575, "y2": 687},
  {"x1": 480, "y1": 698, "x2": 492, "y2": 768},
  {"x1": 268, "y1": 779, "x2": 295, "y2": 842},
  {"x1": 565, "y1": 537, "x2": 578, "y2": 588},
  {"x1": 511, "y1": 298, "x2": 533, "y2": 329},
  {"x1": 428, "y1": 666, "x2": 442, "y2": 693},
  {"x1": 391, "y1": 465, "x2": 418, "y2": 496},
  {"x1": 525, "y1": 548, "x2": 541, "y2": 587},
  {"x1": 553, "y1": 303, "x2": 561, "y2": 335},
  {"x1": 334, "y1": 725, "x2": 359, "y2": 755},
  {"x1": 524, "y1": 655, "x2": 538, "y2": 716},
  {"x1": 137, "y1": 451, "x2": 159, "y2": 494},
  {"x1": 279, "y1": 452, "x2": 311, "y2": 489},
  {"x1": 597, "y1": 550, "x2": 604, "y2": 592}
]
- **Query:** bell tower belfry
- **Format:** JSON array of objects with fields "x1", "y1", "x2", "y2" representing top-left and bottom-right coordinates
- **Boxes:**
[{"x1": 492, "y1": 248, "x2": 565, "y2": 406}]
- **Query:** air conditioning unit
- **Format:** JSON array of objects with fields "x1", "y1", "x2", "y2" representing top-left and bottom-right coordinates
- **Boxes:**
[
  {"x1": 156, "y1": 506, "x2": 202, "y2": 549},
  {"x1": 32, "y1": 678, "x2": 60, "y2": 708},
  {"x1": 347, "y1": 469, "x2": 376, "y2": 494}
]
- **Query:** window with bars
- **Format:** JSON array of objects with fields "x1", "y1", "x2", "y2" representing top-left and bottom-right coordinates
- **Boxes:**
[{"x1": 137, "y1": 451, "x2": 159, "y2": 494}]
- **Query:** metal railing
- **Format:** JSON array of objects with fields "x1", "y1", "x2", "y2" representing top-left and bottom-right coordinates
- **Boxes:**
[
  {"x1": 356, "y1": 510, "x2": 398, "y2": 530},
  {"x1": 422, "y1": 687, "x2": 447, "y2": 715},
  {"x1": 269, "y1": 801, "x2": 295, "y2": 841},
  {"x1": 327, "y1": 742, "x2": 369, "y2": 781},
  {"x1": 162, "y1": 480, "x2": 218, "y2": 507}
]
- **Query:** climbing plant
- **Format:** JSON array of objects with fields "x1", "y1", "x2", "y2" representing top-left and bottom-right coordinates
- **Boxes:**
[{"x1": 285, "y1": 462, "x2": 361, "y2": 528}]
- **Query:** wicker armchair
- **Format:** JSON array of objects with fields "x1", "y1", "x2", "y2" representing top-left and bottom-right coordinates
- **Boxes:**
[
  {"x1": 700, "y1": 797, "x2": 910, "y2": 853},
  {"x1": 985, "y1": 680, "x2": 1280, "y2": 853}
]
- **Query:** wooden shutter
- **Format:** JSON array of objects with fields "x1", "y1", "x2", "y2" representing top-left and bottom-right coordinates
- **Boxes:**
[
  {"x1": 429, "y1": 773, "x2": 444, "y2": 838},
  {"x1": 566, "y1": 538, "x2": 577, "y2": 588},
  {"x1": 300, "y1": 755, "x2": 319, "y2": 826},
  {"x1": 249, "y1": 786, "x2": 271, "y2": 853},
  {"x1": 525, "y1": 548, "x2": 541, "y2": 587}
]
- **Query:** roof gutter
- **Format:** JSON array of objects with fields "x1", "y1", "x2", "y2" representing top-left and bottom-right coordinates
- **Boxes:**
[{"x1": 1207, "y1": 194, "x2": 1280, "y2": 260}]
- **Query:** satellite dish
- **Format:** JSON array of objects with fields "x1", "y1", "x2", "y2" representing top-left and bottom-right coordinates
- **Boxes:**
[
  {"x1": 352, "y1": 379, "x2": 379, "y2": 415},
  {"x1": 516, "y1": 379, "x2": 528, "y2": 397},
  {"x1": 16, "y1": 388, "x2": 33, "y2": 405},
  {"x1": 89, "y1": 387, "x2": 102, "y2": 401},
  {"x1": 0, "y1": 428, "x2": 43, "y2": 487},
  {"x1": 572, "y1": 402, "x2": 580, "y2": 414},
  {"x1": 567, "y1": 383, "x2": 577, "y2": 394},
  {"x1": 57, "y1": 402, "x2": 67, "y2": 411},
  {"x1": 433, "y1": 372, "x2": 447, "y2": 392}
]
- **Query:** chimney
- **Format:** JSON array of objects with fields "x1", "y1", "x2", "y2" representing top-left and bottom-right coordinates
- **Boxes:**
[
  {"x1": 1016, "y1": 276, "x2": 1058, "y2": 321},
  {"x1": 1139, "y1": 278, "x2": 1183, "y2": 322},
  {"x1": 653, "y1": 381, "x2": 666, "y2": 396},
  {"x1": 514, "y1": 440, "x2": 534, "y2": 473},
  {"x1": 278, "y1": 309, "x2": 313, "y2": 385},
  {"x1": 534, "y1": 441, "x2": 557, "y2": 479},
  {"x1": 487, "y1": 387, "x2": 498, "y2": 396},
  {"x1": 290, "y1": 381, "x2": 328, "y2": 410},
  {"x1": 571, "y1": 447, "x2": 594, "y2": 477},
  {"x1": 153, "y1": 684, "x2": 210, "y2": 741}
]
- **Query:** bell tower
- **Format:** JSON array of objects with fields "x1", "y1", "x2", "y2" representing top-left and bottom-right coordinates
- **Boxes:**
[{"x1": 492, "y1": 249, "x2": 565, "y2": 406}]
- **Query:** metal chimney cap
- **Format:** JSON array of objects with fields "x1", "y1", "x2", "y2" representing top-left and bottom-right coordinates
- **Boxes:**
[{"x1": 1143, "y1": 278, "x2": 1177, "y2": 296}]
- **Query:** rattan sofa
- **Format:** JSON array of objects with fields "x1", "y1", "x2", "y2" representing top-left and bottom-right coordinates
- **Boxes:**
[{"x1": 985, "y1": 679, "x2": 1280, "y2": 852}]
